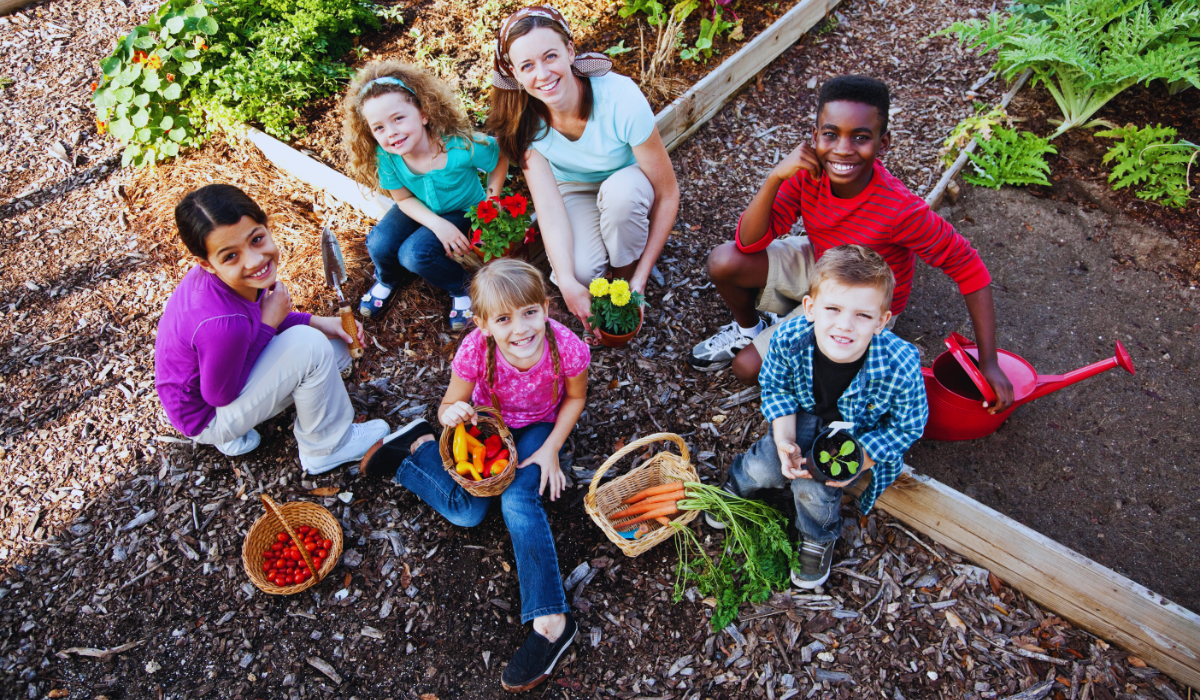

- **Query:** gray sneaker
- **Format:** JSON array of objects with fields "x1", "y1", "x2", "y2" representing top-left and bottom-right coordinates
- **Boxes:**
[
  {"x1": 301, "y1": 419, "x2": 391, "y2": 475},
  {"x1": 215, "y1": 429, "x2": 260, "y2": 457},
  {"x1": 688, "y1": 321, "x2": 753, "y2": 372},
  {"x1": 791, "y1": 539, "x2": 835, "y2": 589}
]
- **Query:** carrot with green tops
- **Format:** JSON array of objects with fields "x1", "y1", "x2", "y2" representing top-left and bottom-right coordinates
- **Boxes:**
[
  {"x1": 621, "y1": 482, "x2": 685, "y2": 505},
  {"x1": 609, "y1": 492, "x2": 685, "y2": 520},
  {"x1": 616, "y1": 503, "x2": 679, "y2": 530}
]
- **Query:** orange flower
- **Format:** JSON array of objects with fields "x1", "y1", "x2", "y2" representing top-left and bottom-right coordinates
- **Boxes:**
[
  {"x1": 194, "y1": 36, "x2": 207, "y2": 50},
  {"x1": 95, "y1": 118, "x2": 107, "y2": 135},
  {"x1": 133, "y1": 50, "x2": 148, "y2": 63},
  {"x1": 89, "y1": 81, "x2": 98, "y2": 91},
  {"x1": 166, "y1": 73, "x2": 175, "y2": 82},
  {"x1": 146, "y1": 54, "x2": 162, "y2": 70}
]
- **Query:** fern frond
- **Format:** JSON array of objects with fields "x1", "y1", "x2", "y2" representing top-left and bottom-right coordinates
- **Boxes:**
[
  {"x1": 963, "y1": 126, "x2": 1057, "y2": 189},
  {"x1": 1097, "y1": 124, "x2": 1199, "y2": 208}
]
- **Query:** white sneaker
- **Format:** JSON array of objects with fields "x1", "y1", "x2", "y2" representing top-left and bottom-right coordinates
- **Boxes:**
[
  {"x1": 688, "y1": 321, "x2": 753, "y2": 372},
  {"x1": 215, "y1": 429, "x2": 260, "y2": 456},
  {"x1": 301, "y1": 419, "x2": 390, "y2": 475}
]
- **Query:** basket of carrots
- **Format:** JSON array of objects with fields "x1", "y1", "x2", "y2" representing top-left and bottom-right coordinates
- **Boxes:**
[
  {"x1": 241, "y1": 494, "x2": 343, "y2": 595},
  {"x1": 439, "y1": 406, "x2": 518, "y2": 497},
  {"x1": 585, "y1": 432, "x2": 700, "y2": 556}
]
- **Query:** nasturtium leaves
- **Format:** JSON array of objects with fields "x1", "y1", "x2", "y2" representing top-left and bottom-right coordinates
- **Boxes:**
[
  {"x1": 93, "y1": 89, "x2": 117, "y2": 110},
  {"x1": 133, "y1": 93, "x2": 151, "y2": 108},
  {"x1": 165, "y1": 16, "x2": 186, "y2": 33},
  {"x1": 197, "y1": 17, "x2": 218, "y2": 34},
  {"x1": 134, "y1": 35, "x2": 156, "y2": 49},
  {"x1": 162, "y1": 82, "x2": 182, "y2": 100},
  {"x1": 163, "y1": 141, "x2": 180, "y2": 157},
  {"x1": 169, "y1": 127, "x2": 187, "y2": 142},
  {"x1": 170, "y1": 46, "x2": 187, "y2": 61},
  {"x1": 180, "y1": 61, "x2": 201, "y2": 76},
  {"x1": 114, "y1": 86, "x2": 135, "y2": 103},
  {"x1": 110, "y1": 119, "x2": 135, "y2": 141},
  {"x1": 131, "y1": 109, "x2": 150, "y2": 128},
  {"x1": 120, "y1": 144, "x2": 140, "y2": 168},
  {"x1": 185, "y1": 4, "x2": 207, "y2": 18},
  {"x1": 100, "y1": 57, "x2": 122, "y2": 77},
  {"x1": 141, "y1": 71, "x2": 162, "y2": 92},
  {"x1": 136, "y1": 127, "x2": 153, "y2": 143},
  {"x1": 159, "y1": 115, "x2": 174, "y2": 130}
]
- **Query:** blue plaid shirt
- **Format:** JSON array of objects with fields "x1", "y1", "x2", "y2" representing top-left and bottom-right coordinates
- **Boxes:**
[{"x1": 759, "y1": 316, "x2": 928, "y2": 512}]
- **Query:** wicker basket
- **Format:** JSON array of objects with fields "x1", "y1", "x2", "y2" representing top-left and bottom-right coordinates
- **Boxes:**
[
  {"x1": 241, "y1": 494, "x2": 343, "y2": 595},
  {"x1": 438, "y1": 406, "x2": 518, "y2": 497},
  {"x1": 585, "y1": 433, "x2": 700, "y2": 557}
]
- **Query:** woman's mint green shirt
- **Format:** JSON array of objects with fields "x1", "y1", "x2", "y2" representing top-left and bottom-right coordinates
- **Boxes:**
[{"x1": 376, "y1": 135, "x2": 500, "y2": 215}]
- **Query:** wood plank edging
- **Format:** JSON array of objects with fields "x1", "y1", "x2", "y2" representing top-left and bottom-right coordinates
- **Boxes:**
[
  {"x1": 0, "y1": 0, "x2": 36, "y2": 16},
  {"x1": 876, "y1": 473, "x2": 1200, "y2": 690},
  {"x1": 657, "y1": 0, "x2": 842, "y2": 152},
  {"x1": 246, "y1": 0, "x2": 839, "y2": 219}
]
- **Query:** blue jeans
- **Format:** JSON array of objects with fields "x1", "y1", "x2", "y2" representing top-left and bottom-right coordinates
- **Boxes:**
[
  {"x1": 391, "y1": 422, "x2": 569, "y2": 623},
  {"x1": 726, "y1": 412, "x2": 859, "y2": 544},
  {"x1": 365, "y1": 205, "x2": 469, "y2": 295}
]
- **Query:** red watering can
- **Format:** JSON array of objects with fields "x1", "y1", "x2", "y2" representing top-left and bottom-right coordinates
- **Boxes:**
[{"x1": 922, "y1": 332, "x2": 1135, "y2": 441}]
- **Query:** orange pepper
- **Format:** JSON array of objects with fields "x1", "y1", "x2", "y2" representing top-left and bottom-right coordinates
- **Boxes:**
[
  {"x1": 488, "y1": 459, "x2": 508, "y2": 476},
  {"x1": 471, "y1": 445, "x2": 486, "y2": 480}
]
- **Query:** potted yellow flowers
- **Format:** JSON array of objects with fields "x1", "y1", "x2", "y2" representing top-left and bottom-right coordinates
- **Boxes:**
[{"x1": 588, "y1": 278, "x2": 645, "y2": 348}]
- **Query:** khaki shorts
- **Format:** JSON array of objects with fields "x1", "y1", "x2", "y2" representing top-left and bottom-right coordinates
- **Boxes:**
[
  {"x1": 750, "y1": 237, "x2": 896, "y2": 358},
  {"x1": 553, "y1": 164, "x2": 653, "y2": 287}
]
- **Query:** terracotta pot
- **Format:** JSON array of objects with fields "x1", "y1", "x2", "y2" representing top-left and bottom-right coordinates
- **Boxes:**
[{"x1": 595, "y1": 307, "x2": 644, "y2": 349}]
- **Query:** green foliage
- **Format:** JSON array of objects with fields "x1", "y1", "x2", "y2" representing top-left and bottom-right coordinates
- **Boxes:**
[
  {"x1": 1096, "y1": 124, "x2": 1199, "y2": 208},
  {"x1": 942, "y1": 0, "x2": 1200, "y2": 138},
  {"x1": 620, "y1": 0, "x2": 668, "y2": 26},
  {"x1": 672, "y1": 483, "x2": 799, "y2": 631},
  {"x1": 92, "y1": 0, "x2": 217, "y2": 167},
  {"x1": 94, "y1": 0, "x2": 377, "y2": 167},
  {"x1": 587, "y1": 279, "x2": 644, "y2": 336},
  {"x1": 604, "y1": 40, "x2": 635, "y2": 56},
  {"x1": 817, "y1": 439, "x2": 860, "y2": 478},
  {"x1": 373, "y1": 3, "x2": 405, "y2": 24},
  {"x1": 963, "y1": 124, "x2": 1057, "y2": 189},
  {"x1": 940, "y1": 105, "x2": 1016, "y2": 167},
  {"x1": 621, "y1": 0, "x2": 744, "y2": 61}
]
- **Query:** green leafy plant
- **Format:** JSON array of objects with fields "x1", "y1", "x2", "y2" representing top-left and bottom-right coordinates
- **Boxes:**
[
  {"x1": 943, "y1": 0, "x2": 1200, "y2": 138},
  {"x1": 373, "y1": 3, "x2": 404, "y2": 24},
  {"x1": 622, "y1": 0, "x2": 743, "y2": 62},
  {"x1": 468, "y1": 193, "x2": 535, "y2": 263},
  {"x1": 1096, "y1": 124, "x2": 1199, "y2": 208},
  {"x1": 587, "y1": 279, "x2": 644, "y2": 335},
  {"x1": 604, "y1": 40, "x2": 634, "y2": 56},
  {"x1": 671, "y1": 483, "x2": 799, "y2": 631},
  {"x1": 963, "y1": 124, "x2": 1057, "y2": 189},
  {"x1": 620, "y1": 0, "x2": 668, "y2": 26},
  {"x1": 818, "y1": 439, "x2": 860, "y2": 478},
  {"x1": 940, "y1": 105, "x2": 1017, "y2": 166},
  {"x1": 92, "y1": 0, "x2": 217, "y2": 167}
]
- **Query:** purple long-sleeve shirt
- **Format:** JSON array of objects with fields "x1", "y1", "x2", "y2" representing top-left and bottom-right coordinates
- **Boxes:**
[{"x1": 155, "y1": 266, "x2": 311, "y2": 437}]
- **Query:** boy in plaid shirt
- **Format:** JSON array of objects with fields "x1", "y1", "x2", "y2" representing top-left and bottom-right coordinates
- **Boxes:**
[{"x1": 716, "y1": 245, "x2": 927, "y2": 588}]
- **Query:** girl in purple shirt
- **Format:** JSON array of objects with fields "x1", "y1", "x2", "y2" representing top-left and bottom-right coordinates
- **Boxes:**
[{"x1": 154, "y1": 184, "x2": 390, "y2": 473}]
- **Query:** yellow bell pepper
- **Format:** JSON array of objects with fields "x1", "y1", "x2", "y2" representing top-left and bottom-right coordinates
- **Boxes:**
[{"x1": 453, "y1": 425, "x2": 468, "y2": 463}]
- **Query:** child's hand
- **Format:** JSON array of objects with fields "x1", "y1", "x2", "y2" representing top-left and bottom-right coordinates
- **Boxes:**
[
  {"x1": 431, "y1": 218, "x2": 473, "y2": 258},
  {"x1": 260, "y1": 281, "x2": 292, "y2": 328},
  {"x1": 771, "y1": 142, "x2": 822, "y2": 183},
  {"x1": 519, "y1": 444, "x2": 566, "y2": 502},
  {"x1": 309, "y1": 315, "x2": 365, "y2": 347},
  {"x1": 777, "y1": 440, "x2": 808, "y2": 480},
  {"x1": 439, "y1": 401, "x2": 477, "y2": 428}
]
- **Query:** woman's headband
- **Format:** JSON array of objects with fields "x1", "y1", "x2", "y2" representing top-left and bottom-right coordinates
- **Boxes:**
[
  {"x1": 358, "y1": 76, "x2": 415, "y2": 99},
  {"x1": 492, "y1": 5, "x2": 612, "y2": 91}
]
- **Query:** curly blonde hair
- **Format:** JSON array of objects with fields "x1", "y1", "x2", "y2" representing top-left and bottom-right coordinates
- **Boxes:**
[{"x1": 341, "y1": 59, "x2": 478, "y2": 193}]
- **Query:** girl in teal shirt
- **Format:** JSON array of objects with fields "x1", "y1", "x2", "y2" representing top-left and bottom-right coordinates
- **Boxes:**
[{"x1": 342, "y1": 60, "x2": 509, "y2": 330}]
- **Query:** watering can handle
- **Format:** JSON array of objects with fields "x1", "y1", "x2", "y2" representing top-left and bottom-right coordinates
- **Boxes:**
[{"x1": 945, "y1": 332, "x2": 999, "y2": 405}]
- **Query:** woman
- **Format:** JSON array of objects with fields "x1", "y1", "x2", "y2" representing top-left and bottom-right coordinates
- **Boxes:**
[{"x1": 487, "y1": 5, "x2": 679, "y2": 335}]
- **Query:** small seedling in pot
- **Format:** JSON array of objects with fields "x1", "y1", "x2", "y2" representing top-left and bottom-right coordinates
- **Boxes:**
[{"x1": 818, "y1": 440, "x2": 860, "y2": 478}]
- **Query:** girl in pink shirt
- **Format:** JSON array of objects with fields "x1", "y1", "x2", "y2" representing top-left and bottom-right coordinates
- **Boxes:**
[{"x1": 361, "y1": 258, "x2": 588, "y2": 692}]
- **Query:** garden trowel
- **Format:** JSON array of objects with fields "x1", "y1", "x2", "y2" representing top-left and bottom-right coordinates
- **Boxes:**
[{"x1": 320, "y1": 226, "x2": 364, "y2": 360}]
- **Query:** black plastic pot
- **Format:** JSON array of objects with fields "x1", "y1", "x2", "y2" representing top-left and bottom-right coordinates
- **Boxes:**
[{"x1": 805, "y1": 428, "x2": 865, "y2": 484}]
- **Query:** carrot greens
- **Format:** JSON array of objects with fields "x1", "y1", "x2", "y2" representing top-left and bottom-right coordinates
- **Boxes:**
[{"x1": 671, "y1": 482, "x2": 798, "y2": 630}]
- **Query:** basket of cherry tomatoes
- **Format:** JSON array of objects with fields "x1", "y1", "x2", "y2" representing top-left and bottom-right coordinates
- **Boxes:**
[{"x1": 241, "y1": 494, "x2": 343, "y2": 594}]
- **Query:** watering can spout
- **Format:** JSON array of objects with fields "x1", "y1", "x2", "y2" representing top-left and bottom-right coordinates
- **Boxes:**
[{"x1": 1019, "y1": 341, "x2": 1136, "y2": 406}]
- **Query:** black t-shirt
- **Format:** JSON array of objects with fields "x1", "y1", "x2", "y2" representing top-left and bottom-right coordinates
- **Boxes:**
[{"x1": 810, "y1": 343, "x2": 867, "y2": 423}]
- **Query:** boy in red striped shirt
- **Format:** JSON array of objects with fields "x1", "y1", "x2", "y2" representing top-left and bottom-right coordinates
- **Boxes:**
[{"x1": 688, "y1": 75, "x2": 1013, "y2": 412}]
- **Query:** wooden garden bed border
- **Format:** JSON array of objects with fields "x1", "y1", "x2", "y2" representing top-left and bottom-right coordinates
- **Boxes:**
[
  {"x1": 245, "y1": 2, "x2": 1199, "y2": 691},
  {"x1": 247, "y1": 0, "x2": 844, "y2": 221},
  {"x1": 877, "y1": 473, "x2": 1200, "y2": 690}
]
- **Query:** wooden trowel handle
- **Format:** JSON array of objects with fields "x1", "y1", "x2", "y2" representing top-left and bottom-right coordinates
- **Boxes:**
[{"x1": 339, "y1": 302, "x2": 364, "y2": 359}]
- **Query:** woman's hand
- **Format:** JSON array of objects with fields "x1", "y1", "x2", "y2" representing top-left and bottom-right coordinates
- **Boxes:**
[
  {"x1": 431, "y1": 218, "x2": 474, "y2": 258},
  {"x1": 439, "y1": 401, "x2": 477, "y2": 429},
  {"x1": 518, "y1": 443, "x2": 566, "y2": 501},
  {"x1": 561, "y1": 281, "x2": 593, "y2": 333},
  {"x1": 260, "y1": 281, "x2": 292, "y2": 328},
  {"x1": 309, "y1": 314, "x2": 365, "y2": 346}
]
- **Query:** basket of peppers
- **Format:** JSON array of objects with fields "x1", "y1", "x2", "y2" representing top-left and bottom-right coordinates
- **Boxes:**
[{"x1": 438, "y1": 406, "x2": 518, "y2": 497}]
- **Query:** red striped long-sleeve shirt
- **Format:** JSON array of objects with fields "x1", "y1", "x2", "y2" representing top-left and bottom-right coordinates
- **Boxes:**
[{"x1": 735, "y1": 162, "x2": 991, "y2": 314}]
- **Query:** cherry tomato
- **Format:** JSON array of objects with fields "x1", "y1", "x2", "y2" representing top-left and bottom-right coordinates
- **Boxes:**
[
  {"x1": 276, "y1": 532, "x2": 289, "y2": 543},
  {"x1": 316, "y1": 548, "x2": 328, "y2": 558},
  {"x1": 322, "y1": 539, "x2": 333, "y2": 550},
  {"x1": 305, "y1": 542, "x2": 316, "y2": 552}
]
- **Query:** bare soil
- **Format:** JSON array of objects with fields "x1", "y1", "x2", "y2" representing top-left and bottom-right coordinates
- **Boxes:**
[{"x1": 2, "y1": 0, "x2": 1199, "y2": 698}]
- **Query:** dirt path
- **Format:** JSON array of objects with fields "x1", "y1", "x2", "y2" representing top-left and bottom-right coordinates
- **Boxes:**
[{"x1": 903, "y1": 183, "x2": 1200, "y2": 612}]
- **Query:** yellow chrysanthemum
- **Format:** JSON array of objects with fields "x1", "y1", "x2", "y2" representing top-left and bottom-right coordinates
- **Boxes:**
[
  {"x1": 589, "y1": 278, "x2": 610, "y2": 296},
  {"x1": 611, "y1": 287, "x2": 631, "y2": 307},
  {"x1": 609, "y1": 279, "x2": 630, "y2": 296}
]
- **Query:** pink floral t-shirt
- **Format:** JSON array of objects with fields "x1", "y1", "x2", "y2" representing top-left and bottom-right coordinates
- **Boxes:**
[{"x1": 452, "y1": 319, "x2": 590, "y2": 428}]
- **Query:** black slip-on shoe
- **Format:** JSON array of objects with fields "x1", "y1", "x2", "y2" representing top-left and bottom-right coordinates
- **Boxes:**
[
  {"x1": 501, "y1": 613, "x2": 578, "y2": 693},
  {"x1": 360, "y1": 418, "x2": 434, "y2": 480}
]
